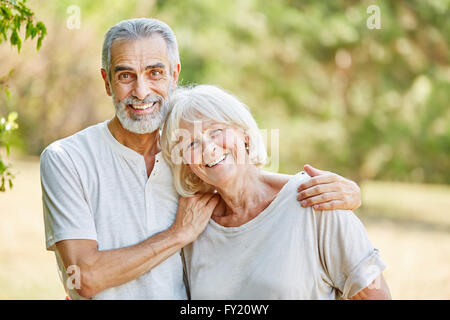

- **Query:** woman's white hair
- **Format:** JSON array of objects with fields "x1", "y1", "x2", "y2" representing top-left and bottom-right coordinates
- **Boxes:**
[{"x1": 161, "y1": 84, "x2": 267, "y2": 197}]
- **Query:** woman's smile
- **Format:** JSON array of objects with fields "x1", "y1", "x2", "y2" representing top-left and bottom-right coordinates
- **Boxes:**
[{"x1": 206, "y1": 153, "x2": 228, "y2": 168}]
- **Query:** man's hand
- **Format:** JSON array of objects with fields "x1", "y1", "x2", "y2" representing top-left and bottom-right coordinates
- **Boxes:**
[
  {"x1": 297, "y1": 164, "x2": 361, "y2": 211},
  {"x1": 171, "y1": 193, "x2": 220, "y2": 243}
]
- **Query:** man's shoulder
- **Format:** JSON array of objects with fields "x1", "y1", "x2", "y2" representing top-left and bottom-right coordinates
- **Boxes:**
[{"x1": 41, "y1": 121, "x2": 106, "y2": 160}]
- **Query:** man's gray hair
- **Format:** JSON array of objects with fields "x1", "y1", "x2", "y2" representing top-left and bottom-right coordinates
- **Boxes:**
[{"x1": 102, "y1": 18, "x2": 180, "y2": 80}]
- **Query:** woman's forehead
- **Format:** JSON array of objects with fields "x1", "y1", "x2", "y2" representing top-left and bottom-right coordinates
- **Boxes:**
[{"x1": 179, "y1": 118, "x2": 220, "y2": 131}]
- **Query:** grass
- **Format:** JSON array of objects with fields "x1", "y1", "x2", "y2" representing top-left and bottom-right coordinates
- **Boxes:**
[
  {"x1": 1, "y1": 157, "x2": 449, "y2": 299},
  {"x1": 0, "y1": 156, "x2": 65, "y2": 299}
]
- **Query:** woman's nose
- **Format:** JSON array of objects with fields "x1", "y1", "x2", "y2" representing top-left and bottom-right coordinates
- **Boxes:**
[{"x1": 202, "y1": 140, "x2": 218, "y2": 163}]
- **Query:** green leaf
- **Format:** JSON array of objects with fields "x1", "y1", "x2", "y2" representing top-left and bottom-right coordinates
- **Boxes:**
[
  {"x1": 6, "y1": 143, "x2": 10, "y2": 156},
  {"x1": 10, "y1": 29, "x2": 21, "y2": 52},
  {"x1": 36, "y1": 21, "x2": 46, "y2": 35},
  {"x1": 13, "y1": 14, "x2": 21, "y2": 31},
  {"x1": 36, "y1": 35, "x2": 43, "y2": 50},
  {"x1": 25, "y1": 20, "x2": 32, "y2": 39},
  {"x1": 35, "y1": 21, "x2": 47, "y2": 51},
  {"x1": 16, "y1": 37, "x2": 21, "y2": 52},
  {"x1": 1, "y1": 7, "x2": 13, "y2": 19},
  {"x1": 30, "y1": 25, "x2": 37, "y2": 38},
  {"x1": 10, "y1": 29, "x2": 17, "y2": 45},
  {"x1": 0, "y1": 26, "x2": 7, "y2": 42}
]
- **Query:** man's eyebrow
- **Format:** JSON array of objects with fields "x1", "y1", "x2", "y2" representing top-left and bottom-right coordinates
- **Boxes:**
[
  {"x1": 113, "y1": 65, "x2": 134, "y2": 73},
  {"x1": 145, "y1": 63, "x2": 166, "y2": 70}
]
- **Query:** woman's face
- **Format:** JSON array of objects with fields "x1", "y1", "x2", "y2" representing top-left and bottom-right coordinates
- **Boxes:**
[{"x1": 178, "y1": 119, "x2": 250, "y2": 188}]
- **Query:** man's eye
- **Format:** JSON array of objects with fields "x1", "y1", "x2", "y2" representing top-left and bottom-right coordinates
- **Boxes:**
[
  {"x1": 151, "y1": 70, "x2": 163, "y2": 77},
  {"x1": 119, "y1": 73, "x2": 131, "y2": 79}
]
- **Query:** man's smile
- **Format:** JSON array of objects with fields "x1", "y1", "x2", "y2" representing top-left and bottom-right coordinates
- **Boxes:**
[{"x1": 127, "y1": 101, "x2": 159, "y2": 114}]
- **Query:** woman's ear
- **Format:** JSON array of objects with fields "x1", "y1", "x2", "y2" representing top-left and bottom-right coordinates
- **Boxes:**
[{"x1": 244, "y1": 134, "x2": 250, "y2": 151}]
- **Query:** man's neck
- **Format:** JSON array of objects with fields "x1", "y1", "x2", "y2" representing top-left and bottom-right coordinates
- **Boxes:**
[{"x1": 107, "y1": 116, "x2": 161, "y2": 158}]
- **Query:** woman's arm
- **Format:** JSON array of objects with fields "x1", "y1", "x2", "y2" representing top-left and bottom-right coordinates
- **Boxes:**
[
  {"x1": 349, "y1": 274, "x2": 392, "y2": 300},
  {"x1": 56, "y1": 193, "x2": 219, "y2": 298}
]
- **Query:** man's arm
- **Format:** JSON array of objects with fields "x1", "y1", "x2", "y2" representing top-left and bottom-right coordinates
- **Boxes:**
[
  {"x1": 56, "y1": 193, "x2": 219, "y2": 298},
  {"x1": 349, "y1": 274, "x2": 392, "y2": 300},
  {"x1": 297, "y1": 164, "x2": 361, "y2": 211}
]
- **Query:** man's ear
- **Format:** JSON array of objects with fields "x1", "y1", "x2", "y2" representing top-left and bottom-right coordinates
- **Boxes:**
[
  {"x1": 172, "y1": 63, "x2": 181, "y2": 89},
  {"x1": 101, "y1": 68, "x2": 112, "y2": 96}
]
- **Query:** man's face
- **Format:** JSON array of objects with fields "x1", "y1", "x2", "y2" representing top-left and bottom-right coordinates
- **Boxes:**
[{"x1": 102, "y1": 35, "x2": 180, "y2": 134}]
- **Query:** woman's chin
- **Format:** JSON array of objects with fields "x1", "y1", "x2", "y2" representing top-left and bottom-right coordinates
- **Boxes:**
[{"x1": 203, "y1": 164, "x2": 238, "y2": 187}]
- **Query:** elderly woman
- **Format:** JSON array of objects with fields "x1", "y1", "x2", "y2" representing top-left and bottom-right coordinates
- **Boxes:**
[{"x1": 161, "y1": 85, "x2": 391, "y2": 300}]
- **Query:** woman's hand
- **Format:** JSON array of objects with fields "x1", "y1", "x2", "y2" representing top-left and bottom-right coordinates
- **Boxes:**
[
  {"x1": 171, "y1": 193, "x2": 220, "y2": 243},
  {"x1": 297, "y1": 164, "x2": 362, "y2": 211}
]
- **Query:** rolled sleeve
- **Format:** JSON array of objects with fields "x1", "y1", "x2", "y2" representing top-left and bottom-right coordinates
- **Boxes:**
[
  {"x1": 316, "y1": 209, "x2": 386, "y2": 299},
  {"x1": 341, "y1": 248, "x2": 386, "y2": 299}
]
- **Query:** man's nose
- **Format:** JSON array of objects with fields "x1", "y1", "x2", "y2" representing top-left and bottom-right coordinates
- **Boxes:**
[{"x1": 132, "y1": 76, "x2": 151, "y2": 101}]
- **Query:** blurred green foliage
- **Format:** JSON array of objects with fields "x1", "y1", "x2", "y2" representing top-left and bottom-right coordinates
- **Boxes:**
[
  {"x1": 0, "y1": 0, "x2": 46, "y2": 52},
  {"x1": 0, "y1": 111, "x2": 18, "y2": 191},
  {"x1": 0, "y1": 0, "x2": 449, "y2": 183},
  {"x1": 0, "y1": 0, "x2": 46, "y2": 191}
]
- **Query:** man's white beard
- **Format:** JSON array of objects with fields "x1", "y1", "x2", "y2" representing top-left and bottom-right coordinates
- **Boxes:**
[{"x1": 112, "y1": 84, "x2": 172, "y2": 134}]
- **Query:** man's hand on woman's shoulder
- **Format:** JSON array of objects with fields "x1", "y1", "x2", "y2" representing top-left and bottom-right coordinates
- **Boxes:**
[{"x1": 297, "y1": 164, "x2": 361, "y2": 211}]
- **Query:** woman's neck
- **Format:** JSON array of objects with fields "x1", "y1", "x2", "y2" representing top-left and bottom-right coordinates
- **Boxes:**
[{"x1": 214, "y1": 166, "x2": 280, "y2": 226}]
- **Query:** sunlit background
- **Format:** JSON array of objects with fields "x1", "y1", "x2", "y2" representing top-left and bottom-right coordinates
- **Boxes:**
[{"x1": 0, "y1": 0, "x2": 449, "y2": 299}]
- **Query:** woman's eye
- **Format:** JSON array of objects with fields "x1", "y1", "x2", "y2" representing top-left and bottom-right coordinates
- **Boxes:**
[
  {"x1": 211, "y1": 129, "x2": 223, "y2": 137},
  {"x1": 188, "y1": 140, "x2": 197, "y2": 149}
]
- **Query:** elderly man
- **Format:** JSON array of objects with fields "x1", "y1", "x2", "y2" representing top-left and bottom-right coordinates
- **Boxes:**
[{"x1": 41, "y1": 18, "x2": 362, "y2": 300}]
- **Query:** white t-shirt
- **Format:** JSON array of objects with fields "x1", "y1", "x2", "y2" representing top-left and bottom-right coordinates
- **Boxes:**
[
  {"x1": 40, "y1": 120, "x2": 186, "y2": 300},
  {"x1": 183, "y1": 172, "x2": 386, "y2": 300}
]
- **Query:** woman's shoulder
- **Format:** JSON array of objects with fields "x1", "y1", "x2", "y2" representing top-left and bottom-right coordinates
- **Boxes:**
[{"x1": 261, "y1": 170, "x2": 312, "y2": 192}]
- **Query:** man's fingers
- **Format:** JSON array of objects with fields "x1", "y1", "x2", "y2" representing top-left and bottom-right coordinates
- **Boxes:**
[
  {"x1": 297, "y1": 182, "x2": 346, "y2": 200},
  {"x1": 298, "y1": 173, "x2": 338, "y2": 191},
  {"x1": 303, "y1": 164, "x2": 326, "y2": 177},
  {"x1": 311, "y1": 200, "x2": 347, "y2": 211},
  {"x1": 299, "y1": 192, "x2": 344, "y2": 208}
]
